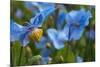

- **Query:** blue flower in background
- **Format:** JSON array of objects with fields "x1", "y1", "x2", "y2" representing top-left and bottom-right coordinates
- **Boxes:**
[
  {"x1": 76, "y1": 56, "x2": 83, "y2": 63},
  {"x1": 65, "y1": 8, "x2": 92, "y2": 40},
  {"x1": 40, "y1": 57, "x2": 52, "y2": 64},
  {"x1": 15, "y1": 9, "x2": 23, "y2": 19},
  {"x1": 24, "y1": 1, "x2": 34, "y2": 10},
  {"x1": 24, "y1": 1, "x2": 39, "y2": 14},
  {"x1": 87, "y1": 28, "x2": 95, "y2": 40},
  {"x1": 35, "y1": 37, "x2": 53, "y2": 64},
  {"x1": 24, "y1": 2, "x2": 55, "y2": 15},
  {"x1": 31, "y1": 2, "x2": 55, "y2": 12},
  {"x1": 35, "y1": 37, "x2": 52, "y2": 57},
  {"x1": 35, "y1": 37, "x2": 47, "y2": 49},
  {"x1": 11, "y1": 6, "x2": 56, "y2": 46},
  {"x1": 57, "y1": 9, "x2": 67, "y2": 30}
]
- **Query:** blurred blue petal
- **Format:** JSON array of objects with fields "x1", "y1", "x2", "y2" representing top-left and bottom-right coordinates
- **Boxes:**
[
  {"x1": 24, "y1": 1, "x2": 34, "y2": 9},
  {"x1": 10, "y1": 20, "x2": 24, "y2": 41},
  {"x1": 24, "y1": 1, "x2": 39, "y2": 14},
  {"x1": 32, "y1": 2, "x2": 55, "y2": 12}
]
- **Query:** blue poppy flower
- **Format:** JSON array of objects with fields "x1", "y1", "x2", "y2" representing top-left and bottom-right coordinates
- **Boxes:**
[
  {"x1": 66, "y1": 8, "x2": 92, "y2": 27},
  {"x1": 10, "y1": 6, "x2": 56, "y2": 46},
  {"x1": 65, "y1": 8, "x2": 92, "y2": 40}
]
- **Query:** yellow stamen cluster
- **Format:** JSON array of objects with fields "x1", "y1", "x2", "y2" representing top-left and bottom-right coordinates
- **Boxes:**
[{"x1": 29, "y1": 28, "x2": 43, "y2": 42}]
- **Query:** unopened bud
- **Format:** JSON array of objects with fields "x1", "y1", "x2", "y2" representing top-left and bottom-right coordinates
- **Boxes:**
[{"x1": 46, "y1": 43, "x2": 52, "y2": 49}]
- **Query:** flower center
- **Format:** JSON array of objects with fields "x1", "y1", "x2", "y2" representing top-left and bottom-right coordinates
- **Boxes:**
[{"x1": 29, "y1": 28, "x2": 43, "y2": 42}]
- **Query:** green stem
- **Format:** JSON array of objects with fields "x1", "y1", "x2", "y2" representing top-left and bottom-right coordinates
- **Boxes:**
[
  {"x1": 18, "y1": 46, "x2": 23, "y2": 66},
  {"x1": 10, "y1": 43, "x2": 13, "y2": 67}
]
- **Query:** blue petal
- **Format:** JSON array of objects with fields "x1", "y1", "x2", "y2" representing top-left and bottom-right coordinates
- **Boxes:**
[
  {"x1": 41, "y1": 6, "x2": 55, "y2": 18},
  {"x1": 10, "y1": 20, "x2": 23, "y2": 42},
  {"x1": 30, "y1": 6, "x2": 55, "y2": 27},
  {"x1": 47, "y1": 29, "x2": 57, "y2": 42},
  {"x1": 20, "y1": 31, "x2": 30, "y2": 46},
  {"x1": 30, "y1": 13, "x2": 43, "y2": 27},
  {"x1": 79, "y1": 10, "x2": 92, "y2": 27},
  {"x1": 24, "y1": 2, "x2": 33, "y2": 9},
  {"x1": 62, "y1": 24, "x2": 69, "y2": 37},
  {"x1": 57, "y1": 10, "x2": 66, "y2": 30},
  {"x1": 35, "y1": 37, "x2": 47, "y2": 49},
  {"x1": 53, "y1": 39, "x2": 65, "y2": 49},
  {"x1": 47, "y1": 29, "x2": 64, "y2": 49},
  {"x1": 57, "y1": 31, "x2": 68, "y2": 41},
  {"x1": 24, "y1": 2, "x2": 39, "y2": 14},
  {"x1": 66, "y1": 8, "x2": 92, "y2": 27},
  {"x1": 32, "y1": 2, "x2": 55, "y2": 12},
  {"x1": 70, "y1": 26, "x2": 84, "y2": 40},
  {"x1": 41, "y1": 48, "x2": 51, "y2": 57},
  {"x1": 67, "y1": 8, "x2": 86, "y2": 24}
]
